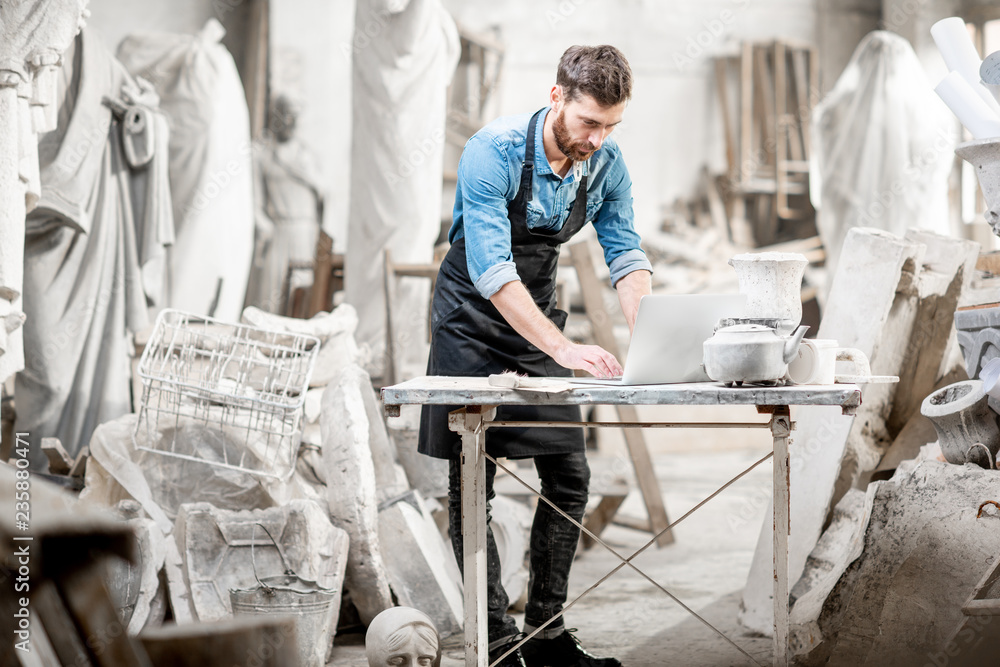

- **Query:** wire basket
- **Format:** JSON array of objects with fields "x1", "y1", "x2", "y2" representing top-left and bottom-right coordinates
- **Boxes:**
[{"x1": 134, "y1": 309, "x2": 320, "y2": 479}]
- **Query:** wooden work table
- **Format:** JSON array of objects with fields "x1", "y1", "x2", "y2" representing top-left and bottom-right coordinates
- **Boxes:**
[{"x1": 382, "y1": 376, "x2": 862, "y2": 667}]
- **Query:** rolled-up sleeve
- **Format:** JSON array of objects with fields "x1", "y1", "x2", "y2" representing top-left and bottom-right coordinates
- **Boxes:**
[
  {"x1": 591, "y1": 158, "x2": 652, "y2": 286},
  {"x1": 456, "y1": 135, "x2": 521, "y2": 298}
]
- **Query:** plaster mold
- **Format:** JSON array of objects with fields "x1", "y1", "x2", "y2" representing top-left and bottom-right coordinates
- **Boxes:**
[
  {"x1": 378, "y1": 491, "x2": 463, "y2": 638},
  {"x1": 321, "y1": 363, "x2": 395, "y2": 624},
  {"x1": 173, "y1": 500, "x2": 348, "y2": 627}
]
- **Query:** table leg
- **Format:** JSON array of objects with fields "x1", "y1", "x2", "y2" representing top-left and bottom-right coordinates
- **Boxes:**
[
  {"x1": 449, "y1": 406, "x2": 496, "y2": 667},
  {"x1": 770, "y1": 406, "x2": 792, "y2": 667}
]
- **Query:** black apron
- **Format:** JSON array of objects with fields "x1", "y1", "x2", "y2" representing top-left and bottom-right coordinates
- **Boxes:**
[{"x1": 418, "y1": 108, "x2": 590, "y2": 460}]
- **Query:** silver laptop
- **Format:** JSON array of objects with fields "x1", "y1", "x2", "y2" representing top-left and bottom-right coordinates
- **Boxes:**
[{"x1": 570, "y1": 293, "x2": 747, "y2": 385}]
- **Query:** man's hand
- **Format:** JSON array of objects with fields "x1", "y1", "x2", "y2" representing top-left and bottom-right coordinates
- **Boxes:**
[
  {"x1": 615, "y1": 269, "x2": 652, "y2": 334},
  {"x1": 550, "y1": 340, "x2": 622, "y2": 378},
  {"x1": 490, "y1": 281, "x2": 622, "y2": 378}
]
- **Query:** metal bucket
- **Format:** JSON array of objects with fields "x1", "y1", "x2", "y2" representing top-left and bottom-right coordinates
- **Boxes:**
[{"x1": 229, "y1": 525, "x2": 339, "y2": 667}]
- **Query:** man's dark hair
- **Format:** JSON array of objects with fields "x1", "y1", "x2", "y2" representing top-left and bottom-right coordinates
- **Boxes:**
[{"x1": 556, "y1": 45, "x2": 633, "y2": 107}]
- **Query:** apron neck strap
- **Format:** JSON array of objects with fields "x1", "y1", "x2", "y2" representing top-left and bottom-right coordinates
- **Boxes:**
[{"x1": 517, "y1": 107, "x2": 547, "y2": 203}]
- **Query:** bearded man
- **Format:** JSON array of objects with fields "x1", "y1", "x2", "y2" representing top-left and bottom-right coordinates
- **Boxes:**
[{"x1": 418, "y1": 45, "x2": 651, "y2": 667}]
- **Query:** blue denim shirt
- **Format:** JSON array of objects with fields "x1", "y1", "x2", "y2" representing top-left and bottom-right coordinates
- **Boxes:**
[{"x1": 450, "y1": 107, "x2": 652, "y2": 299}]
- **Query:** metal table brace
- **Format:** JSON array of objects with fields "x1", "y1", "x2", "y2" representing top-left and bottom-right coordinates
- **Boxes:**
[
  {"x1": 382, "y1": 378, "x2": 861, "y2": 667},
  {"x1": 451, "y1": 406, "x2": 790, "y2": 667}
]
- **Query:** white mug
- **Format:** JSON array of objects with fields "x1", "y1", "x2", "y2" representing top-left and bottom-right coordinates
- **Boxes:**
[{"x1": 786, "y1": 339, "x2": 870, "y2": 385}]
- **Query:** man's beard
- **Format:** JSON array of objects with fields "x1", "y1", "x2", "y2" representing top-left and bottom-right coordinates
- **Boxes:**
[{"x1": 553, "y1": 109, "x2": 596, "y2": 161}]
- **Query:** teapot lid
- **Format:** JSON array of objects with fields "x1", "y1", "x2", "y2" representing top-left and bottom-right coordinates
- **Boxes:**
[
  {"x1": 716, "y1": 323, "x2": 775, "y2": 333},
  {"x1": 716, "y1": 317, "x2": 781, "y2": 330}
]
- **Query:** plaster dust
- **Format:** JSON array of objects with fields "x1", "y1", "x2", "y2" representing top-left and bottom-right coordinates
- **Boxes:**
[{"x1": 328, "y1": 403, "x2": 776, "y2": 666}]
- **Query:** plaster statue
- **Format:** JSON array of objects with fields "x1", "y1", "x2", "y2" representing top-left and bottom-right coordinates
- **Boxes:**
[
  {"x1": 811, "y1": 31, "x2": 955, "y2": 278},
  {"x1": 15, "y1": 29, "x2": 174, "y2": 460},
  {"x1": 117, "y1": 20, "x2": 255, "y2": 323},
  {"x1": 244, "y1": 94, "x2": 325, "y2": 315},
  {"x1": 345, "y1": 0, "x2": 460, "y2": 377},
  {"x1": 0, "y1": 0, "x2": 90, "y2": 384},
  {"x1": 365, "y1": 607, "x2": 441, "y2": 667}
]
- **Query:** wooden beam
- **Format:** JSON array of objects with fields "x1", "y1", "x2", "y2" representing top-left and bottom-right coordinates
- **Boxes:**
[
  {"x1": 715, "y1": 58, "x2": 737, "y2": 178},
  {"x1": 308, "y1": 231, "x2": 336, "y2": 317},
  {"x1": 243, "y1": 0, "x2": 269, "y2": 141},
  {"x1": 32, "y1": 580, "x2": 95, "y2": 667},
  {"x1": 383, "y1": 248, "x2": 399, "y2": 387},
  {"x1": 42, "y1": 438, "x2": 72, "y2": 475},
  {"x1": 740, "y1": 41, "x2": 754, "y2": 186},
  {"x1": 57, "y1": 558, "x2": 150, "y2": 666},
  {"x1": 701, "y1": 167, "x2": 731, "y2": 244},
  {"x1": 140, "y1": 616, "x2": 299, "y2": 667},
  {"x1": 791, "y1": 47, "x2": 811, "y2": 157},
  {"x1": 976, "y1": 250, "x2": 1000, "y2": 275},
  {"x1": 753, "y1": 44, "x2": 777, "y2": 170},
  {"x1": 582, "y1": 495, "x2": 628, "y2": 549}
]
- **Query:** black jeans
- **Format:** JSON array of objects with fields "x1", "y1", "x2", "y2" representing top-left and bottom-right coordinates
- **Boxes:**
[{"x1": 447, "y1": 451, "x2": 591, "y2": 643}]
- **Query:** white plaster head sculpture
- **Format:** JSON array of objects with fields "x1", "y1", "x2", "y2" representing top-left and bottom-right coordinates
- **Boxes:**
[{"x1": 365, "y1": 606, "x2": 441, "y2": 667}]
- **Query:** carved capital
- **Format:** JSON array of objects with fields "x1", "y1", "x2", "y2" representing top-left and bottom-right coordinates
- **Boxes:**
[{"x1": 0, "y1": 70, "x2": 22, "y2": 88}]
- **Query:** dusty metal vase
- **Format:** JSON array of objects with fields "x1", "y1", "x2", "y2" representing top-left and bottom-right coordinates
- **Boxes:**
[
  {"x1": 728, "y1": 252, "x2": 808, "y2": 334},
  {"x1": 955, "y1": 138, "x2": 1000, "y2": 237},
  {"x1": 920, "y1": 380, "x2": 1000, "y2": 468}
]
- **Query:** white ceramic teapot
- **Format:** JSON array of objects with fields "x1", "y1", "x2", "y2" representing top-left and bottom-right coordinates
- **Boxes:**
[{"x1": 703, "y1": 323, "x2": 809, "y2": 386}]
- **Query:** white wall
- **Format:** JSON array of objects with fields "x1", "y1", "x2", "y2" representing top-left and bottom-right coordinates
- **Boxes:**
[
  {"x1": 86, "y1": 0, "x2": 213, "y2": 51},
  {"x1": 440, "y1": 0, "x2": 821, "y2": 237}
]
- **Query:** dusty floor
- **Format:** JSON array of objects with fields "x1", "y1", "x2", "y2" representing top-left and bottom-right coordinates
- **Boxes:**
[{"x1": 329, "y1": 403, "x2": 777, "y2": 666}]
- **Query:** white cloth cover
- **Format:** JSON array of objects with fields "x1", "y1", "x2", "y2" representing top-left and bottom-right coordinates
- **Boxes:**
[
  {"x1": 345, "y1": 0, "x2": 459, "y2": 376},
  {"x1": 811, "y1": 31, "x2": 956, "y2": 276},
  {"x1": 16, "y1": 30, "x2": 172, "y2": 458},
  {"x1": 117, "y1": 19, "x2": 254, "y2": 322}
]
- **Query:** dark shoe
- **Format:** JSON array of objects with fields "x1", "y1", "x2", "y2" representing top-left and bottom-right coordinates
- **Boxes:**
[
  {"x1": 489, "y1": 633, "x2": 528, "y2": 667},
  {"x1": 521, "y1": 628, "x2": 621, "y2": 667}
]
